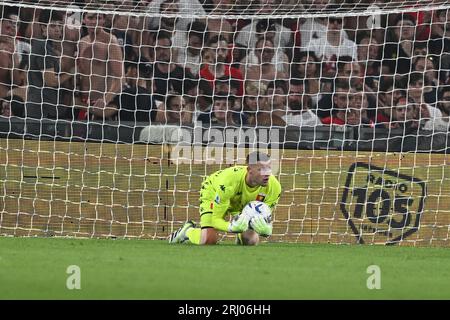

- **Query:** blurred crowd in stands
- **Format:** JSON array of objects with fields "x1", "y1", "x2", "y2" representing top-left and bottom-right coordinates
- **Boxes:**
[{"x1": 0, "y1": 0, "x2": 450, "y2": 134}]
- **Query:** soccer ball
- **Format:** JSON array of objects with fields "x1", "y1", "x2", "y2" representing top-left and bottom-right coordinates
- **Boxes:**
[{"x1": 242, "y1": 201, "x2": 272, "y2": 226}]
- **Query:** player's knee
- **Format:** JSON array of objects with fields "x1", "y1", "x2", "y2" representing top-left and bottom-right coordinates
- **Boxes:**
[
  {"x1": 201, "y1": 228, "x2": 218, "y2": 245},
  {"x1": 241, "y1": 230, "x2": 260, "y2": 246}
]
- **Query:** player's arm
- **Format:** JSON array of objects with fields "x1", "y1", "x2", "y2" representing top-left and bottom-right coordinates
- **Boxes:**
[
  {"x1": 43, "y1": 66, "x2": 74, "y2": 88},
  {"x1": 210, "y1": 200, "x2": 232, "y2": 232},
  {"x1": 209, "y1": 177, "x2": 248, "y2": 233},
  {"x1": 211, "y1": 197, "x2": 249, "y2": 233},
  {"x1": 103, "y1": 37, "x2": 124, "y2": 106},
  {"x1": 90, "y1": 37, "x2": 123, "y2": 119}
]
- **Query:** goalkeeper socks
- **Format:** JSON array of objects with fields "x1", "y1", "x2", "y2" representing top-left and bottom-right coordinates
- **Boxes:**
[{"x1": 186, "y1": 227, "x2": 201, "y2": 245}]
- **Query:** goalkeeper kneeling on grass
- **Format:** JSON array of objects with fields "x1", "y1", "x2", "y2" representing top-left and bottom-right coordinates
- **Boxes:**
[{"x1": 169, "y1": 151, "x2": 281, "y2": 245}]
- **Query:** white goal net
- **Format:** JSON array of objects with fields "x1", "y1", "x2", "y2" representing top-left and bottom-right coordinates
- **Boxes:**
[{"x1": 0, "y1": 0, "x2": 449, "y2": 246}]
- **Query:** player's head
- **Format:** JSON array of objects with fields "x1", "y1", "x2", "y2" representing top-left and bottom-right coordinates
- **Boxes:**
[
  {"x1": 246, "y1": 151, "x2": 272, "y2": 187},
  {"x1": 38, "y1": 9, "x2": 64, "y2": 41}
]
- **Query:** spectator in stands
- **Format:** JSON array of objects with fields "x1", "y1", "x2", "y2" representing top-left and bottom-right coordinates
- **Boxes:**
[
  {"x1": 27, "y1": 9, "x2": 75, "y2": 120},
  {"x1": 337, "y1": 56, "x2": 363, "y2": 89},
  {"x1": 156, "y1": 0, "x2": 186, "y2": 64},
  {"x1": 134, "y1": 4, "x2": 157, "y2": 62},
  {"x1": 287, "y1": 78, "x2": 311, "y2": 117},
  {"x1": 390, "y1": 96, "x2": 421, "y2": 133},
  {"x1": 145, "y1": 0, "x2": 206, "y2": 33},
  {"x1": 411, "y1": 42, "x2": 428, "y2": 66},
  {"x1": 306, "y1": 16, "x2": 357, "y2": 78},
  {"x1": 151, "y1": 31, "x2": 197, "y2": 103},
  {"x1": 328, "y1": 56, "x2": 378, "y2": 117},
  {"x1": 320, "y1": 81, "x2": 351, "y2": 125},
  {"x1": 204, "y1": 0, "x2": 234, "y2": 43},
  {"x1": 214, "y1": 76, "x2": 239, "y2": 97},
  {"x1": 241, "y1": 81, "x2": 283, "y2": 127},
  {"x1": 252, "y1": 19, "x2": 289, "y2": 71},
  {"x1": 146, "y1": 0, "x2": 204, "y2": 66},
  {"x1": 391, "y1": 91, "x2": 447, "y2": 132},
  {"x1": 406, "y1": 73, "x2": 449, "y2": 131},
  {"x1": 157, "y1": 0, "x2": 179, "y2": 35},
  {"x1": 295, "y1": 0, "x2": 355, "y2": 49},
  {"x1": 106, "y1": 59, "x2": 157, "y2": 124},
  {"x1": 241, "y1": 36, "x2": 289, "y2": 83},
  {"x1": 235, "y1": 16, "x2": 293, "y2": 54},
  {"x1": 229, "y1": 43, "x2": 247, "y2": 70},
  {"x1": 408, "y1": 73, "x2": 440, "y2": 110},
  {"x1": 104, "y1": 0, "x2": 139, "y2": 63},
  {"x1": 383, "y1": 14, "x2": 417, "y2": 76},
  {"x1": 402, "y1": 9, "x2": 431, "y2": 42},
  {"x1": 175, "y1": 20, "x2": 207, "y2": 76},
  {"x1": 197, "y1": 94, "x2": 240, "y2": 127},
  {"x1": 77, "y1": 9, "x2": 124, "y2": 120},
  {"x1": 412, "y1": 56, "x2": 439, "y2": 105},
  {"x1": 59, "y1": 8, "x2": 81, "y2": 115},
  {"x1": 191, "y1": 78, "x2": 213, "y2": 121},
  {"x1": 265, "y1": 79, "x2": 287, "y2": 127},
  {"x1": 155, "y1": 93, "x2": 193, "y2": 126},
  {"x1": 411, "y1": 42, "x2": 438, "y2": 83},
  {"x1": 0, "y1": 32, "x2": 20, "y2": 102},
  {"x1": 294, "y1": 0, "x2": 333, "y2": 50},
  {"x1": 291, "y1": 51, "x2": 321, "y2": 109},
  {"x1": 356, "y1": 32, "x2": 381, "y2": 89},
  {"x1": 0, "y1": 96, "x2": 11, "y2": 117},
  {"x1": 372, "y1": 78, "x2": 405, "y2": 128},
  {"x1": 339, "y1": 57, "x2": 380, "y2": 113},
  {"x1": 0, "y1": 95, "x2": 24, "y2": 118},
  {"x1": 214, "y1": 75, "x2": 241, "y2": 111},
  {"x1": 5, "y1": 57, "x2": 28, "y2": 105},
  {"x1": 242, "y1": 81, "x2": 265, "y2": 113},
  {"x1": 200, "y1": 44, "x2": 214, "y2": 70},
  {"x1": 347, "y1": 89, "x2": 373, "y2": 127},
  {"x1": 428, "y1": 9, "x2": 450, "y2": 81},
  {"x1": 0, "y1": 6, "x2": 30, "y2": 65},
  {"x1": 437, "y1": 86, "x2": 450, "y2": 120},
  {"x1": 0, "y1": 6, "x2": 28, "y2": 102},
  {"x1": 270, "y1": 79, "x2": 320, "y2": 127},
  {"x1": 200, "y1": 35, "x2": 244, "y2": 96}
]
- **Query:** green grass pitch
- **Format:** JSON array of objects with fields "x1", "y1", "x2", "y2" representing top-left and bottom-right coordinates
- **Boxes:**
[{"x1": 1, "y1": 237, "x2": 450, "y2": 300}]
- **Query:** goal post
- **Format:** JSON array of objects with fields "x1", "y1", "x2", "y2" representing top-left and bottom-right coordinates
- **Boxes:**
[{"x1": 0, "y1": 0, "x2": 449, "y2": 246}]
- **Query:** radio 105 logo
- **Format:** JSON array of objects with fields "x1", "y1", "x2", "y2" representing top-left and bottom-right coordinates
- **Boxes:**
[{"x1": 340, "y1": 162, "x2": 426, "y2": 245}]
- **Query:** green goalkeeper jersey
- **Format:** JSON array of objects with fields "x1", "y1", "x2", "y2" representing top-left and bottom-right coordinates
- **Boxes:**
[{"x1": 199, "y1": 165, "x2": 282, "y2": 231}]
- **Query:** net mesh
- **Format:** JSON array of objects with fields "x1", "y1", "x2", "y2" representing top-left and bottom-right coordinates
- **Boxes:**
[{"x1": 0, "y1": 0, "x2": 449, "y2": 246}]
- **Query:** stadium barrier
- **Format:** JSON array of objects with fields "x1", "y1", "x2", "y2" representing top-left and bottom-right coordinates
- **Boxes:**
[{"x1": 0, "y1": 118, "x2": 449, "y2": 152}]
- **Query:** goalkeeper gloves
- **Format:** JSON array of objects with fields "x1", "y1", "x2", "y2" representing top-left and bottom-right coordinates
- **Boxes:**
[
  {"x1": 251, "y1": 216, "x2": 272, "y2": 237},
  {"x1": 228, "y1": 214, "x2": 249, "y2": 233}
]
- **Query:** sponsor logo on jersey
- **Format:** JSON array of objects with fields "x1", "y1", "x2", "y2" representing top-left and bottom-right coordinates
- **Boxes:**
[
  {"x1": 256, "y1": 193, "x2": 266, "y2": 202},
  {"x1": 214, "y1": 194, "x2": 221, "y2": 204}
]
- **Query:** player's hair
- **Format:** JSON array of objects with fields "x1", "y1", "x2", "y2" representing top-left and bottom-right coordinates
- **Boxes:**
[
  {"x1": 156, "y1": 30, "x2": 173, "y2": 44},
  {"x1": 438, "y1": 85, "x2": 450, "y2": 100},
  {"x1": 1, "y1": 6, "x2": 18, "y2": 19},
  {"x1": 408, "y1": 72, "x2": 424, "y2": 85},
  {"x1": 255, "y1": 37, "x2": 274, "y2": 50},
  {"x1": 39, "y1": 9, "x2": 64, "y2": 24},
  {"x1": 187, "y1": 20, "x2": 208, "y2": 40},
  {"x1": 256, "y1": 19, "x2": 276, "y2": 34},
  {"x1": 207, "y1": 34, "x2": 228, "y2": 47},
  {"x1": 267, "y1": 79, "x2": 288, "y2": 94},
  {"x1": 246, "y1": 151, "x2": 271, "y2": 165},
  {"x1": 337, "y1": 56, "x2": 354, "y2": 71}
]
